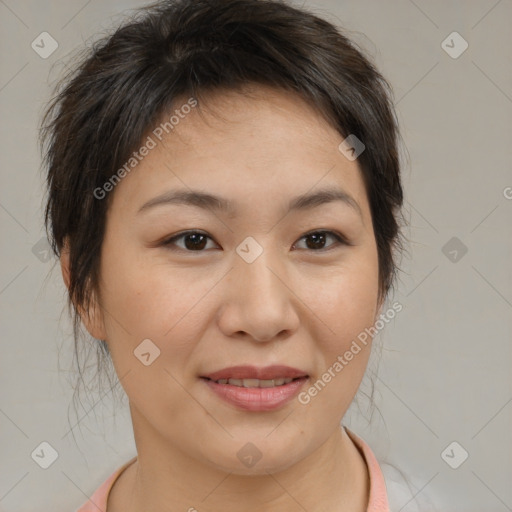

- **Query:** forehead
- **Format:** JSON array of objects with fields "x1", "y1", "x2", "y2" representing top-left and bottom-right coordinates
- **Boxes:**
[
  {"x1": 110, "y1": 86, "x2": 370, "y2": 221},
  {"x1": 169, "y1": 85, "x2": 340, "y2": 155}
]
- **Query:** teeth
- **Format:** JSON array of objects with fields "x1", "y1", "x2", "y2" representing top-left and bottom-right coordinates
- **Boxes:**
[
  {"x1": 214, "y1": 377, "x2": 296, "y2": 387},
  {"x1": 241, "y1": 378, "x2": 260, "y2": 387}
]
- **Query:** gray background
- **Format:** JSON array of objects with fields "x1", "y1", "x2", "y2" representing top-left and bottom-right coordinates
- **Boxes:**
[{"x1": 1, "y1": 0, "x2": 511, "y2": 511}]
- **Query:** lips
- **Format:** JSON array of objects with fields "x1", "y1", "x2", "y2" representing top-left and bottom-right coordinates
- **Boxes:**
[
  {"x1": 201, "y1": 365, "x2": 308, "y2": 382},
  {"x1": 208, "y1": 377, "x2": 297, "y2": 388},
  {"x1": 201, "y1": 367, "x2": 309, "y2": 411},
  {"x1": 200, "y1": 365, "x2": 310, "y2": 411}
]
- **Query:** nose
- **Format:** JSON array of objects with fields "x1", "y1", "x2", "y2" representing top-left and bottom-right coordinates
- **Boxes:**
[{"x1": 216, "y1": 248, "x2": 300, "y2": 342}]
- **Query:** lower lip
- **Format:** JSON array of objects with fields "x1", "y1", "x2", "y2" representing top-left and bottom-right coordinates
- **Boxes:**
[{"x1": 201, "y1": 377, "x2": 308, "y2": 411}]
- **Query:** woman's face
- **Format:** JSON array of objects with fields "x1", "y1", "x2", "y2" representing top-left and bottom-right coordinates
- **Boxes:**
[{"x1": 77, "y1": 86, "x2": 381, "y2": 474}]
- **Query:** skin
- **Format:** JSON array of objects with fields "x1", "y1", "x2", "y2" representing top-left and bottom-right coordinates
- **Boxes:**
[{"x1": 61, "y1": 85, "x2": 384, "y2": 511}]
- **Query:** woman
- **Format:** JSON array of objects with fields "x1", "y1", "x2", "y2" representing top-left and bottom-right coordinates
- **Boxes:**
[{"x1": 40, "y1": 0, "x2": 406, "y2": 510}]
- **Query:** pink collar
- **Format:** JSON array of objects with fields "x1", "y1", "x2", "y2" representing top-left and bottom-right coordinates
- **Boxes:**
[{"x1": 76, "y1": 426, "x2": 389, "y2": 511}]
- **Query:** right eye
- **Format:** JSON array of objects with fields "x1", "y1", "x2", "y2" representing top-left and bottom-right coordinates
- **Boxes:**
[{"x1": 161, "y1": 230, "x2": 220, "y2": 252}]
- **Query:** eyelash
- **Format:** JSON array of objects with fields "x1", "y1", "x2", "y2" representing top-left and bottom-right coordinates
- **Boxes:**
[{"x1": 161, "y1": 230, "x2": 350, "y2": 253}]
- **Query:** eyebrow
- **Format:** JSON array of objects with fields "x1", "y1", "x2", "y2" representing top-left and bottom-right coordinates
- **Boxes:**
[{"x1": 137, "y1": 186, "x2": 363, "y2": 218}]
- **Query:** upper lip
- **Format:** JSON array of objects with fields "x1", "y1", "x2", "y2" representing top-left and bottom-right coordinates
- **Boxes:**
[{"x1": 201, "y1": 365, "x2": 308, "y2": 381}]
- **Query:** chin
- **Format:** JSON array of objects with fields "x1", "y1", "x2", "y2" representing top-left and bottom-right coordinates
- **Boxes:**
[{"x1": 201, "y1": 436, "x2": 309, "y2": 476}]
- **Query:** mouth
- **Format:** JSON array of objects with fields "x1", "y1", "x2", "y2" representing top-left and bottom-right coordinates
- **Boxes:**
[
  {"x1": 200, "y1": 364, "x2": 308, "y2": 382},
  {"x1": 200, "y1": 376, "x2": 306, "y2": 388},
  {"x1": 199, "y1": 365, "x2": 309, "y2": 411}
]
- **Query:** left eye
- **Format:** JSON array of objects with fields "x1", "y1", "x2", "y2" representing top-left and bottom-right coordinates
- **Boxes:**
[{"x1": 293, "y1": 230, "x2": 348, "y2": 251}]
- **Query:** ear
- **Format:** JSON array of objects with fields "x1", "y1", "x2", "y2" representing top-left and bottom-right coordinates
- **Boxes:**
[{"x1": 60, "y1": 239, "x2": 107, "y2": 341}]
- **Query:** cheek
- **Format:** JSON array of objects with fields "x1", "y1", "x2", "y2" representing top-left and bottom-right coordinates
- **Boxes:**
[
  {"x1": 293, "y1": 247, "x2": 379, "y2": 407},
  {"x1": 100, "y1": 239, "x2": 205, "y2": 332},
  {"x1": 97, "y1": 249, "x2": 211, "y2": 412},
  {"x1": 97, "y1": 240, "x2": 214, "y2": 375},
  {"x1": 299, "y1": 248, "x2": 380, "y2": 347},
  {"x1": 294, "y1": 258, "x2": 378, "y2": 427}
]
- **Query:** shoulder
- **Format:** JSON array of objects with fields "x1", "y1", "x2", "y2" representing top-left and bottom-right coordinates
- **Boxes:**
[
  {"x1": 345, "y1": 427, "x2": 440, "y2": 512},
  {"x1": 74, "y1": 456, "x2": 137, "y2": 512},
  {"x1": 344, "y1": 427, "x2": 391, "y2": 512},
  {"x1": 380, "y1": 462, "x2": 439, "y2": 512}
]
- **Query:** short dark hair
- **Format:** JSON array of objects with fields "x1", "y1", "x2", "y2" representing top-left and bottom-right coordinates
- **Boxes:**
[{"x1": 40, "y1": 0, "x2": 406, "y2": 405}]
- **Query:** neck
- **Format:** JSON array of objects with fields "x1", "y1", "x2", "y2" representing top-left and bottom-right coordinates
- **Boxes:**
[{"x1": 109, "y1": 412, "x2": 369, "y2": 512}]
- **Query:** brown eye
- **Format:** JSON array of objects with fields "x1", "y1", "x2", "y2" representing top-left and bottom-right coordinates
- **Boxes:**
[
  {"x1": 163, "y1": 231, "x2": 218, "y2": 251},
  {"x1": 293, "y1": 230, "x2": 348, "y2": 251}
]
